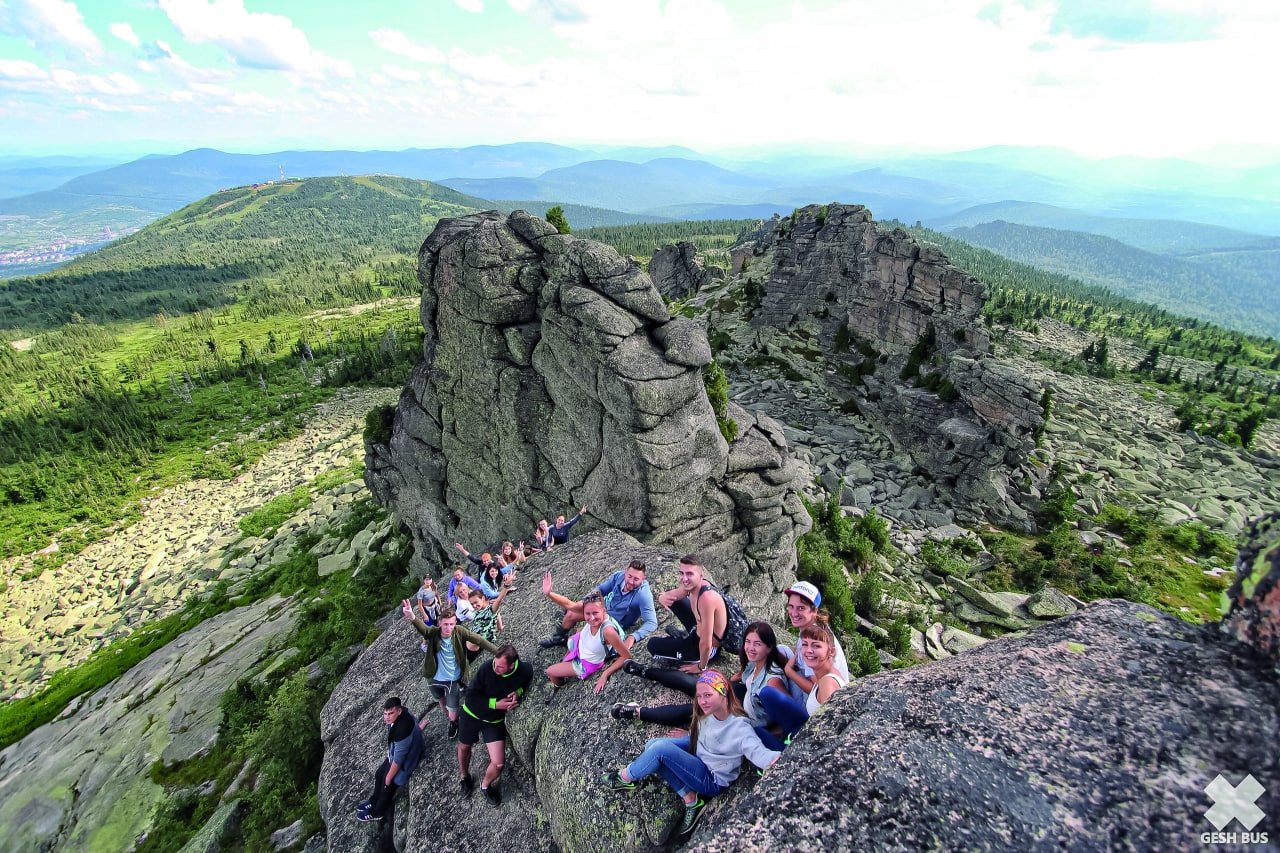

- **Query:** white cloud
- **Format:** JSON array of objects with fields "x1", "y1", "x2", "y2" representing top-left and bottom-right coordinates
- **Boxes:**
[
  {"x1": 158, "y1": 0, "x2": 354, "y2": 78},
  {"x1": 0, "y1": 58, "x2": 48, "y2": 80},
  {"x1": 369, "y1": 28, "x2": 446, "y2": 64},
  {"x1": 110, "y1": 21, "x2": 140, "y2": 47},
  {"x1": 49, "y1": 67, "x2": 142, "y2": 95},
  {"x1": 456, "y1": 0, "x2": 485, "y2": 11},
  {"x1": 381, "y1": 64, "x2": 423, "y2": 83},
  {"x1": 0, "y1": 0, "x2": 103, "y2": 58}
]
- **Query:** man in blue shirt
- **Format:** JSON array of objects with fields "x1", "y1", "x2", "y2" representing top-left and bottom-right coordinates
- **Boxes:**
[{"x1": 540, "y1": 559, "x2": 658, "y2": 649}]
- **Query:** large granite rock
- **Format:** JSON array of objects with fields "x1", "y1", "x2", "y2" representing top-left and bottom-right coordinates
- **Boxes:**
[
  {"x1": 364, "y1": 211, "x2": 809, "y2": 595},
  {"x1": 318, "y1": 530, "x2": 769, "y2": 853},
  {"x1": 691, "y1": 598, "x2": 1280, "y2": 852},
  {"x1": 725, "y1": 204, "x2": 1047, "y2": 529},
  {"x1": 1222, "y1": 511, "x2": 1280, "y2": 665},
  {"x1": 0, "y1": 595, "x2": 297, "y2": 853},
  {"x1": 648, "y1": 241, "x2": 725, "y2": 301}
]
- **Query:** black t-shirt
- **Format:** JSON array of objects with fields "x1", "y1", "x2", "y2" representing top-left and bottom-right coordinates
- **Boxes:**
[{"x1": 463, "y1": 659, "x2": 535, "y2": 723}]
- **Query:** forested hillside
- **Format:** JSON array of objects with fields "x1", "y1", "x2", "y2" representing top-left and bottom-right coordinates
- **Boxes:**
[
  {"x1": 0, "y1": 176, "x2": 487, "y2": 332},
  {"x1": 949, "y1": 221, "x2": 1280, "y2": 339},
  {"x1": 577, "y1": 218, "x2": 755, "y2": 260}
]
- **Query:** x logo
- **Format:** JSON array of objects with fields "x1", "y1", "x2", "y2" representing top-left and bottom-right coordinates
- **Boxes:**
[{"x1": 1204, "y1": 774, "x2": 1266, "y2": 831}]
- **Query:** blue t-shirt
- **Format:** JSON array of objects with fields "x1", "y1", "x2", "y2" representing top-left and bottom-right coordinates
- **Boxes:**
[
  {"x1": 437, "y1": 638, "x2": 460, "y2": 682},
  {"x1": 596, "y1": 570, "x2": 658, "y2": 642}
]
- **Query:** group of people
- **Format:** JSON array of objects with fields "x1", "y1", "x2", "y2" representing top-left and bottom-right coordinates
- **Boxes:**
[{"x1": 357, "y1": 509, "x2": 851, "y2": 840}]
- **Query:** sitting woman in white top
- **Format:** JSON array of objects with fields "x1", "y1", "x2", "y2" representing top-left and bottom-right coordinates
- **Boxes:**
[
  {"x1": 545, "y1": 592, "x2": 631, "y2": 694},
  {"x1": 601, "y1": 670, "x2": 780, "y2": 839},
  {"x1": 757, "y1": 613, "x2": 848, "y2": 744}
]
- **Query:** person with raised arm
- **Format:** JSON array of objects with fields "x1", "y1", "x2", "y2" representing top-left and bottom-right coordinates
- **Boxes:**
[
  {"x1": 548, "y1": 505, "x2": 588, "y2": 546},
  {"x1": 401, "y1": 599, "x2": 497, "y2": 737},
  {"x1": 539, "y1": 559, "x2": 657, "y2": 649},
  {"x1": 544, "y1": 591, "x2": 632, "y2": 694}
]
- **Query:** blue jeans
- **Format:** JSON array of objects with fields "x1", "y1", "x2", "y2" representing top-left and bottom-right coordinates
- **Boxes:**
[
  {"x1": 758, "y1": 685, "x2": 809, "y2": 739},
  {"x1": 624, "y1": 736, "x2": 723, "y2": 799}
]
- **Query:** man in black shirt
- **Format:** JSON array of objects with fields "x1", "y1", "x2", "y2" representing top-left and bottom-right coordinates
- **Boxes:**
[{"x1": 456, "y1": 644, "x2": 534, "y2": 806}]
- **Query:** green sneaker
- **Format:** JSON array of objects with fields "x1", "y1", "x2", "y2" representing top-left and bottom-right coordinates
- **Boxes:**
[
  {"x1": 601, "y1": 770, "x2": 636, "y2": 792},
  {"x1": 678, "y1": 797, "x2": 706, "y2": 836}
]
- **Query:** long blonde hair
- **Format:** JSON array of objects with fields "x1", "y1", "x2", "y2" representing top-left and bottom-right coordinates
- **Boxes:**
[{"x1": 688, "y1": 670, "x2": 748, "y2": 755}]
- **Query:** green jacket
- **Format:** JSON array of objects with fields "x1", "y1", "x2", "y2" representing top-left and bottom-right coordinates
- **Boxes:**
[{"x1": 410, "y1": 617, "x2": 498, "y2": 682}]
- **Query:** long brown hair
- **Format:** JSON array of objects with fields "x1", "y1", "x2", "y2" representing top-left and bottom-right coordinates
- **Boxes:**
[
  {"x1": 737, "y1": 620, "x2": 787, "y2": 674},
  {"x1": 687, "y1": 670, "x2": 748, "y2": 755}
]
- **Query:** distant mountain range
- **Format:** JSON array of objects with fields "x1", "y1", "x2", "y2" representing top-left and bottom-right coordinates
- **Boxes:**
[{"x1": 2, "y1": 141, "x2": 1278, "y2": 338}]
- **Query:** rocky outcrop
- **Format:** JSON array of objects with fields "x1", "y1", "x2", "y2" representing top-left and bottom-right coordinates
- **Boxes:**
[
  {"x1": 648, "y1": 241, "x2": 724, "y2": 301},
  {"x1": 712, "y1": 204, "x2": 1047, "y2": 529},
  {"x1": 692, "y1": 597, "x2": 1280, "y2": 852},
  {"x1": 0, "y1": 594, "x2": 297, "y2": 853},
  {"x1": 1222, "y1": 511, "x2": 1280, "y2": 665},
  {"x1": 318, "y1": 529, "x2": 760, "y2": 853},
  {"x1": 364, "y1": 211, "x2": 809, "y2": 596}
]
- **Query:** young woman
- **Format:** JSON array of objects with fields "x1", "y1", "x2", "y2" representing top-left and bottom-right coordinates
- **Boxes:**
[
  {"x1": 465, "y1": 589, "x2": 503, "y2": 658},
  {"x1": 545, "y1": 592, "x2": 631, "y2": 694},
  {"x1": 478, "y1": 562, "x2": 511, "y2": 603},
  {"x1": 497, "y1": 540, "x2": 525, "y2": 572},
  {"x1": 601, "y1": 670, "x2": 780, "y2": 838},
  {"x1": 532, "y1": 519, "x2": 554, "y2": 552},
  {"x1": 414, "y1": 577, "x2": 440, "y2": 626},
  {"x1": 757, "y1": 614, "x2": 848, "y2": 743},
  {"x1": 612, "y1": 622, "x2": 788, "y2": 743}
]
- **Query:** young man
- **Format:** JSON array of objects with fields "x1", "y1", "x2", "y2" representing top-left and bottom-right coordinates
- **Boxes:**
[
  {"x1": 457, "y1": 644, "x2": 534, "y2": 807},
  {"x1": 539, "y1": 559, "x2": 658, "y2": 649},
  {"x1": 548, "y1": 505, "x2": 588, "y2": 546},
  {"x1": 401, "y1": 600, "x2": 498, "y2": 737},
  {"x1": 447, "y1": 565, "x2": 482, "y2": 607},
  {"x1": 356, "y1": 697, "x2": 424, "y2": 822},
  {"x1": 780, "y1": 581, "x2": 850, "y2": 702},
  {"x1": 643, "y1": 555, "x2": 727, "y2": 675}
]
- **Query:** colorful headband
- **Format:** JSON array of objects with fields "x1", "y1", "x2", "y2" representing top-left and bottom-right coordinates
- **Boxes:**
[{"x1": 697, "y1": 670, "x2": 729, "y2": 696}]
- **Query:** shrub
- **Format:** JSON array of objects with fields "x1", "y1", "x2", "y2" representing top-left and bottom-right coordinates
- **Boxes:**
[
  {"x1": 363, "y1": 404, "x2": 395, "y2": 447},
  {"x1": 849, "y1": 634, "x2": 881, "y2": 677},
  {"x1": 852, "y1": 571, "x2": 883, "y2": 619},
  {"x1": 920, "y1": 539, "x2": 968, "y2": 577},
  {"x1": 238, "y1": 485, "x2": 311, "y2": 538},
  {"x1": 702, "y1": 359, "x2": 738, "y2": 442},
  {"x1": 545, "y1": 205, "x2": 571, "y2": 234},
  {"x1": 886, "y1": 616, "x2": 912, "y2": 658}
]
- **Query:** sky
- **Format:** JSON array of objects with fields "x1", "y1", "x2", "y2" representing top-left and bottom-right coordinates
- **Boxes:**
[{"x1": 0, "y1": 0, "x2": 1276, "y2": 162}]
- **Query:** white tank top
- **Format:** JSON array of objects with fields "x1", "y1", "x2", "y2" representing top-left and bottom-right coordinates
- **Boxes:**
[
  {"x1": 805, "y1": 671, "x2": 848, "y2": 715},
  {"x1": 577, "y1": 621, "x2": 609, "y2": 665}
]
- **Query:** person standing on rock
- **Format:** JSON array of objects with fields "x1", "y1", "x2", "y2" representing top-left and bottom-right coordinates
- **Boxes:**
[
  {"x1": 401, "y1": 601, "x2": 498, "y2": 737},
  {"x1": 646, "y1": 556, "x2": 727, "y2": 674},
  {"x1": 415, "y1": 577, "x2": 440, "y2": 625},
  {"x1": 779, "y1": 581, "x2": 849, "y2": 702},
  {"x1": 457, "y1": 644, "x2": 534, "y2": 807},
  {"x1": 601, "y1": 670, "x2": 780, "y2": 838},
  {"x1": 549, "y1": 505, "x2": 588, "y2": 546},
  {"x1": 356, "y1": 697, "x2": 425, "y2": 822},
  {"x1": 540, "y1": 559, "x2": 658, "y2": 649}
]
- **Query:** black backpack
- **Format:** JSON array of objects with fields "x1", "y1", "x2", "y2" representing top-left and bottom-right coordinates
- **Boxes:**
[{"x1": 701, "y1": 583, "x2": 750, "y2": 653}]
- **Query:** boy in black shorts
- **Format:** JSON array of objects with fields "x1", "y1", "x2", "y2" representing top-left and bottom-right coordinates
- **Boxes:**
[{"x1": 456, "y1": 644, "x2": 534, "y2": 806}]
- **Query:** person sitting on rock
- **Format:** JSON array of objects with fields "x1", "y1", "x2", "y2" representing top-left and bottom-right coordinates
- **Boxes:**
[
  {"x1": 465, "y1": 588, "x2": 503, "y2": 656},
  {"x1": 614, "y1": 621, "x2": 789, "y2": 748},
  {"x1": 496, "y1": 540, "x2": 526, "y2": 572},
  {"x1": 448, "y1": 565, "x2": 482, "y2": 608},
  {"x1": 415, "y1": 576, "x2": 440, "y2": 626},
  {"x1": 757, "y1": 614, "x2": 848, "y2": 744},
  {"x1": 457, "y1": 644, "x2": 534, "y2": 807},
  {"x1": 455, "y1": 542, "x2": 500, "y2": 577},
  {"x1": 601, "y1": 670, "x2": 779, "y2": 838},
  {"x1": 549, "y1": 505, "x2": 588, "y2": 546},
  {"x1": 545, "y1": 592, "x2": 632, "y2": 694},
  {"x1": 356, "y1": 696, "x2": 425, "y2": 822},
  {"x1": 401, "y1": 600, "x2": 498, "y2": 738},
  {"x1": 779, "y1": 581, "x2": 849, "y2": 702},
  {"x1": 532, "y1": 519, "x2": 554, "y2": 552},
  {"x1": 539, "y1": 559, "x2": 658, "y2": 649},
  {"x1": 454, "y1": 587, "x2": 476, "y2": 624},
  {"x1": 479, "y1": 562, "x2": 514, "y2": 603},
  {"x1": 643, "y1": 555, "x2": 727, "y2": 674}
]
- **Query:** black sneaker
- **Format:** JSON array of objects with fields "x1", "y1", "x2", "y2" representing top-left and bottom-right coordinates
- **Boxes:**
[
  {"x1": 665, "y1": 625, "x2": 689, "y2": 640},
  {"x1": 482, "y1": 785, "x2": 502, "y2": 806},
  {"x1": 622, "y1": 660, "x2": 646, "y2": 678},
  {"x1": 677, "y1": 798, "x2": 706, "y2": 836},
  {"x1": 447, "y1": 718, "x2": 459, "y2": 739},
  {"x1": 539, "y1": 630, "x2": 569, "y2": 648},
  {"x1": 355, "y1": 801, "x2": 372, "y2": 813},
  {"x1": 459, "y1": 774, "x2": 474, "y2": 798},
  {"x1": 610, "y1": 702, "x2": 640, "y2": 721},
  {"x1": 356, "y1": 810, "x2": 381, "y2": 822}
]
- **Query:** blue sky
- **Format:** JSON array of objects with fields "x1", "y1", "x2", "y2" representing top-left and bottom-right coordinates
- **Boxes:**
[{"x1": 0, "y1": 0, "x2": 1274, "y2": 161}]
